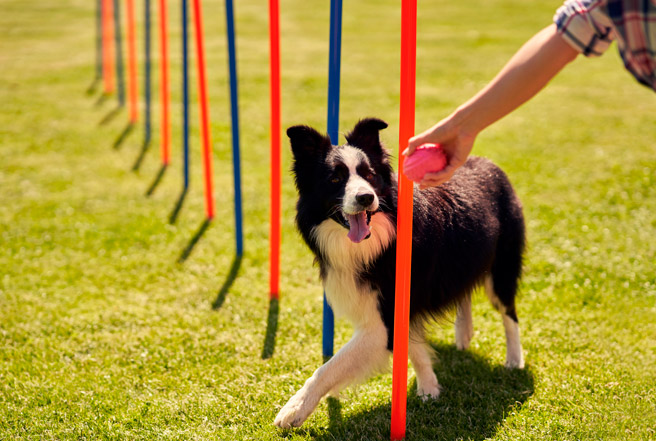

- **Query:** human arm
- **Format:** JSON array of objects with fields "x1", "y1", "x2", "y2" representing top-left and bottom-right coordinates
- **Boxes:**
[{"x1": 406, "y1": 24, "x2": 579, "y2": 188}]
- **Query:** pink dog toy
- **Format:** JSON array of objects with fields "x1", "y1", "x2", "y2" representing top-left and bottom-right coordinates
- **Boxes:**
[{"x1": 402, "y1": 143, "x2": 447, "y2": 182}]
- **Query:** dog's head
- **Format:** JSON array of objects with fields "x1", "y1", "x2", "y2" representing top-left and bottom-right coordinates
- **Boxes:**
[{"x1": 288, "y1": 118, "x2": 393, "y2": 243}]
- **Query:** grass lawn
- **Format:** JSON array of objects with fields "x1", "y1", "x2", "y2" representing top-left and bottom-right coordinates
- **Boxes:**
[{"x1": 1, "y1": 0, "x2": 655, "y2": 439}]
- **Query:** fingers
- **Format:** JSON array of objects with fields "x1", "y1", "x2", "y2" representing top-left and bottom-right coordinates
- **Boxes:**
[
  {"x1": 406, "y1": 132, "x2": 433, "y2": 156},
  {"x1": 406, "y1": 123, "x2": 445, "y2": 156},
  {"x1": 404, "y1": 116, "x2": 473, "y2": 187},
  {"x1": 404, "y1": 137, "x2": 421, "y2": 156},
  {"x1": 418, "y1": 165, "x2": 457, "y2": 189}
]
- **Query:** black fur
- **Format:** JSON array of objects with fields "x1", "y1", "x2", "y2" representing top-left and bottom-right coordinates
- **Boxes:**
[{"x1": 289, "y1": 118, "x2": 525, "y2": 350}]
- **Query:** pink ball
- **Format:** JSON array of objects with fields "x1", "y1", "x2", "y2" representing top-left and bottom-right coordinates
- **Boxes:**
[{"x1": 403, "y1": 143, "x2": 447, "y2": 182}]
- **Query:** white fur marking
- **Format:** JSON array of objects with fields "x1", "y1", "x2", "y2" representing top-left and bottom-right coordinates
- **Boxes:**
[
  {"x1": 503, "y1": 315, "x2": 524, "y2": 369},
  {"x1": 409, "y1": 333, "x2": 440, "y2": 400},
  {"x1": 337, "y1": 145, "x2": 379, "y2": 214},
  {"x1": 485, "y1": 275, "x2": 524, "y2": 368},
  {"x1": 311, "y1": 213, "x2": 395, "y2": 326},
  {"x1": 311, "y1": 212, "x2": 395, "y2": 271},
  {"x1": 455, "y1": 293, "x2": 474, "y2": 350},
  {"x1": 274, "y1": 316, "x2": 390, "y2": 428}
]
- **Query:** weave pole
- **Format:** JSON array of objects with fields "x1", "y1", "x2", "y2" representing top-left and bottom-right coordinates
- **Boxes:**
[
  {"x1": 192, "y1": 0, "x2": 215, "y2": 220},
  {"x1": 144, "y1": 0, "x2": 152, "y2": 146},
  {"x1": 95, "y1": 0, "x2": 103, "y2": 84},
  {"x1": 225, "y1": 0, "x2": 244, "y2": 256},
  {"x1": 102, "y1": 0, "x2": 115, "y2": 94},
  {"x1": 268, "y1": 0, "x2": 281, "y2": 299},
  {"x1": 182, "y1": 0, "x2": 190, "y2": 189},
  {"x1": 390, "y1": 0, "x2": 417, "y2": 439},
  {"x1": 113, "y1": 0, "x2": 126, "y2": 106},
  {"x1": 158, "y1": 0, "x2": 171, "y2": 166},
  {"x1": 126, "y1": 0, "x2": 138, "y2": 123},
  {"x1": 322, "y1": 0, "x2": 343, "y2": 358}
]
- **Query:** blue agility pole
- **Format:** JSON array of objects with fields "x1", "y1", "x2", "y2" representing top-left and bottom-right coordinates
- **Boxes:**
[
  {"x1": 182, "y1": 0, "x2": 190, "y2": 189},
  {"x1": 113, "y1": 0, "x2": 126, "y2": 106},
  {"x1": 322, "y1": 0, "x2": 343, "y2": 359},
  {"x1": 144, "y1": 0, "x2": 152, "y2": 145},
  {"x1": 225, "y1": 0, "x2": 244, "y2": 257}
]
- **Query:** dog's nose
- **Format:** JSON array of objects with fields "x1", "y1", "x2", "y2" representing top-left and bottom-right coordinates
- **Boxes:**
[{"x1": 356, "y1": 192, "x2": 375, "y2": 207}]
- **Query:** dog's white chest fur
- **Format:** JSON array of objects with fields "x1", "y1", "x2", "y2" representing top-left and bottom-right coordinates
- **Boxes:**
[{"x1": 311, "y1": 212, "x2": 395, "y2": 328}]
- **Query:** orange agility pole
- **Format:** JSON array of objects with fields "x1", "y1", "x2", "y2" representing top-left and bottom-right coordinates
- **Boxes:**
[
  {"x1": 126, "y1": 0, "x2": 138, "y2": 123},
  {"x1": 390, "y1": 0, "x2": 417, "y2": 439},
  {"x1": 268, "y1": 0, "x2": 281, "y2": 299},
  {"x1": 158, "y1": 0, "x2": 171, "y2": 166},
  {"x1": 191, "y1": 0, "x2": 215, "y2": 219},
  {"x1": 102, "y1": 0, "x2": 116, "y2": 94}
]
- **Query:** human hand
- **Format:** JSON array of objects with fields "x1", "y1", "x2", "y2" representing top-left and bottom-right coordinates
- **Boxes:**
[
  {"x1": 401, "y1": 26, "x2": 578, "y2": 189},
  {"x1": 403, "y1": 116, "x2": 476, "y2": 189}
]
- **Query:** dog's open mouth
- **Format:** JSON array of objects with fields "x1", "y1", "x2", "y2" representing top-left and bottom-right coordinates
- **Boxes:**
[{"x1": 339, "y1": 210, "x2": 373, "y2": 243}]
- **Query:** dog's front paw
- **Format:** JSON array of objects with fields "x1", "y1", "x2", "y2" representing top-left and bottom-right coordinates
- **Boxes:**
[
  {"x1": 504, "y1": 354, "x2": 525, "y2": 369},
  {"x1": 417, "y1": 382, "x2": 441, "y2": 401},
  {"x1": 416, "y1": 372, "x2": 441, "y2": 401},
  {"x1": 274, "y1": 392, "x2": 314, "y2": 429}
]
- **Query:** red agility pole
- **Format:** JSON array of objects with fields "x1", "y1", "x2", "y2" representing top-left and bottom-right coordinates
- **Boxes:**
[
  {"x1": 102, "y1": 0, "x2": 115, "y2": 94},
  {"x1": 158, "y1": 0, "x2": 171, "y2": 166},
  {"x1": 126, "y1": 0, "x2": 138, "y2": 123},
  {"x1": 191, "y1": 0, "x2": 215, "y2": 219},
  {"x1": 390, "y1": 0, "x2": 417, "y2": 439},
  {"x1": 268, "y1": 0, "x2": 281, "y2": 299}
]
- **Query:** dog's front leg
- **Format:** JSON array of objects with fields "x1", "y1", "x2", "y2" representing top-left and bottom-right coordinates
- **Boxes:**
[{"x1": 274, "y1": 322, "x2": 389, "y2": 428}]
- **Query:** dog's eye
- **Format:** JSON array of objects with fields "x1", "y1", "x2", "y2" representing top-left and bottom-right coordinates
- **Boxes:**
[
  {"x1": 366, "y1": 172, "x2": 376, "y2": 182},
  {"x1": 331, "y1": 176, "x2": 341, "y2": 184}
]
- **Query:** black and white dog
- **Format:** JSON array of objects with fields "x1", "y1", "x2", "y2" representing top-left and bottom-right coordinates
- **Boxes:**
[{"x1": 275, "y1": 118, "x2": 526, "y2": 428}]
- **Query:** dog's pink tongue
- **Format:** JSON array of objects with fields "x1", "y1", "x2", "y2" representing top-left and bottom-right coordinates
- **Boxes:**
[{"x1": 347, "y1": 212, "x2": 370, "y2": 243}]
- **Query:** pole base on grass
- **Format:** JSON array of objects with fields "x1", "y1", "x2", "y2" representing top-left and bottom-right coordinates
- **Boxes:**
[
  {"x1": 177, "y1": 218, "x2": 211, "y2": 263},
  {"x1": 261, "y1": 297, "x2": 279, "y2": 359},
  {"x1": 145, "y1": 163, "x2": 168, "y2": 196}
]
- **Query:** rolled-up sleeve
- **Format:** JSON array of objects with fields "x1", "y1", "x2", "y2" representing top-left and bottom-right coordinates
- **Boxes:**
[{"x1": 554, "y1": 0, "x2": 615, "y2": 57}]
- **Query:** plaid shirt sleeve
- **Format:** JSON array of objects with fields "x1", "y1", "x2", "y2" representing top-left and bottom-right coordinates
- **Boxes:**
[{"x1": 554, "y1": 0, "x2": 615, "y2": 57}]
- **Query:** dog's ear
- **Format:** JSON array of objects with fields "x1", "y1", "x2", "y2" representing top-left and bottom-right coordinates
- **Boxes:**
[
  {"x1": 287, "y1": 125, "x2": 332, "y2": 159},
  {"x1": 345, "y1": 118, "x2": 388, "y2": 158}
]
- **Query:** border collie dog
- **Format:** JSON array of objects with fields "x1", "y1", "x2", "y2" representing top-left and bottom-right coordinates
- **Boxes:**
[{"x1": 275, "y1": 118, "x2": 526, "y2": 428}]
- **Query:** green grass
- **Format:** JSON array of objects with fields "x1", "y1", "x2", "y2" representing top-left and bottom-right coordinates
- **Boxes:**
[{"x1": 1, "y1": 0, "x2": 655, "y2": 439}]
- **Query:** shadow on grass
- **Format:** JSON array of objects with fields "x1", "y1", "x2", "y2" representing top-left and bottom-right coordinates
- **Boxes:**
[
  {"x1": 169, "y1": 187, "x2": 189, "y2": 224},
  {"x1": 145, "y1": 164, "x2": 168, "y2": 197},
  {"x1": 212, "y1": 254, "x2": 243, "y2": 310},
  {"x1": 177, "y1": 218, "x2": 211, "y2": 263},
  {"x1": 98, "y1": 105, "x2": 122, "y2": 126},
  {"x1": 112, "y1": 123, "x2": 135, "y2": 150},
  {"x1": 326, "y1": 397, "x2": 342, "y2": 430},
  {"x1": 94, "y1": 93, "x2": 111, "y2": 107},
  {"x1": 261, "y1": 297, "x2": 279, "y2": 359},
  {"x1": 308, "y1": 343, "x2": 534, "y2": 441},
  {"x1": 86, "y1": 78, "x2": 101, "y2": 96},
  {"x1": 132, "y1": 138, "x2": 151, "y2": 172}
]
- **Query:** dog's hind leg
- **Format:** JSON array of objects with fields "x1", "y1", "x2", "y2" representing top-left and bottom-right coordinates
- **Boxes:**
[
  {"x1": 485, "y1": 275, "x2": 524, "y2": 369},
  {"x1": 502, "y1": 312, "x2": 524, "y2": 369},
  {"x1": 274, "y1": 319, "x2": 389, "y2": 428},
  {"x1": 454, "y1": 293, "x2": 474, "y2": 350},
  {"x1": 409, "y1": 329, "x2": 440, "y2": 400},
  {"x1": 488, "y1": 206, "x2": 525, "y2": 368}
]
